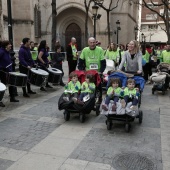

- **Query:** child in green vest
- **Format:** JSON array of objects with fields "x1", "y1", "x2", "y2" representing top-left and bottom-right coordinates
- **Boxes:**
[
  {"x1": 102, "y1": 78, "x2": 123, "y2": 111},
  {"x1": 123, "y1": 79, "x2": 140, "y2": 110},
  {"x1": 63, "y1": 72, "x2": 81, "y2": 102},
  {"x1": 73, "y1": 74, "x2": 96, "y2": 105}
]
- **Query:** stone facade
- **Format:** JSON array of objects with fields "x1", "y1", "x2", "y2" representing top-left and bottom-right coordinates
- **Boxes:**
[{"x1": 0, "y1": 0, "x2": 139, "y2": 50}]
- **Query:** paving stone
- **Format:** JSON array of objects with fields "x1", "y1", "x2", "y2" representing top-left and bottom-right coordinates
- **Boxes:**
[
  {"x1": 0, "y1": 158, "x2": 14, "y2": 170},
  {"x1": 21, "y1": 102, "x2": 63, "y2": 118},
  {"x1": 0, "y1": 118, "x2": 60, "y2": 151}
]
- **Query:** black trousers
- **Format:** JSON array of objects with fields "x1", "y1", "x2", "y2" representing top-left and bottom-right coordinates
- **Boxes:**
[
  {"x1": 53, "y1": 64, "x2": 64, "y2": 84},
  {"x1": 19, "y1": 65, "x2": 31, "y2": 94},
  {"x1": 38, "y1": 64, "x2": 50, "y2": 86},
  {"x1": 68, "y1": 60, "x2": 77, "y2": 74},
  {"x1": 0, "y1": 70, "x2": 16, "y2": 98},
  {"x1": 143, "y1": 63, "x2": 149, "y2": 81}
]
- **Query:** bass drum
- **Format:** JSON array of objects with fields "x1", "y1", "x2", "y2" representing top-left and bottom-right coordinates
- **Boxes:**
[
  {"x1": 8, "y1": 72, "x2": 27, "y2": 87},
  {"x1": 0, "y1": 82, "x2": 6, "y2": 101},
  {"x1": 48, "y1": 67, "x2": 62, "y2": 84},
  {"x1": 29, "y1": 68, "x2": 49, "y2": 87}
]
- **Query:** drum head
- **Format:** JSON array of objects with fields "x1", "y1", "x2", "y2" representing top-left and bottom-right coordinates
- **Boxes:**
[
  {"x1": 9, "y1": 72, "x2": 27, "y2": 77},
  {"x1": 0, "y1": 82, "x2": 6, "y2": 91},
  {"x1": 48, "y1": 67, "x2": 62, "y2": 74},
  {"x1": 31, "y1": 68, "x2": 49, "y2": 76}
]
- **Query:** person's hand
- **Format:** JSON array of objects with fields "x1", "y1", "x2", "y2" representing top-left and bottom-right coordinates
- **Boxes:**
[
  {"x1": 75, "y1": 86, "x2": 79, "y2": 90},
  {"x1": 112, "y1": 90, "x2": 115, "y2": 95},
  {"x1": 136, "y1": 88, "x2": 139, "y2": 92},
  {"x1": 137, "y1": 70, "x2": 142, "y2": 74},
  {"x1": 27, "y1": 66, "x2": 31, "y2": 69}
]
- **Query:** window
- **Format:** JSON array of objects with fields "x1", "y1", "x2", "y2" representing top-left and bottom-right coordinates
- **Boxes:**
[
  {"x1": 146, "y1": 14, "x2": 157, "y2": 20},
  {"x1": 148, "y1": 25, "x2": 158, "y2": 31},
  {"x1": 34, "y1": 5, "x2": 41, "y2": 38},
  {"x1": 147, "y1": 2, "x2": 158, "y2": 8}
]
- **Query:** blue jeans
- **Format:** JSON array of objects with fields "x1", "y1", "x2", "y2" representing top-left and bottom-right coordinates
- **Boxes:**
[
  {"x1": 124, "y1": 95, "x2": 138, "y2": 105},
  {"x1": 105, "y1": 96, "x2": 119, "y2": 105}
]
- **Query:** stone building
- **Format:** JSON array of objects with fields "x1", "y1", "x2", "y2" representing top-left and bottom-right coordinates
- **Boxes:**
[{"x1": 0, "y1": 0, "x2": 139, "y2": 50}]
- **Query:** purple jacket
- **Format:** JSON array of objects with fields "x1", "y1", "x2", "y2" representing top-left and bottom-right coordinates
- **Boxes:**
[
  {"x1": 37, "y1": 48, "x2": 49, "y2": 64},
  {"x1": 19, "y1": 45, "x2": 35, "y2": 67},
  {"x1": 0, "y1": 47, "x2": 12, "y2": 72}
]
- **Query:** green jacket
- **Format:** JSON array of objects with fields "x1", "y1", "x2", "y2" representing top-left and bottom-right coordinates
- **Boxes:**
[
  {"x1": 64, "y1": 81, "x2": 81, "y2": 94},
  {"x1": 107, "y1": 87, "x2": 122, "y2": 97},
  {"x1": 81, "y1": 82, "x2": 95, "y2": 93}
]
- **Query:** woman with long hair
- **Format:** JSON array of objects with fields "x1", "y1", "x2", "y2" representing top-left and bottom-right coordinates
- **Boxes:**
[
  {"x1": 105, "y1": 42, "x2": 119, "y2": 64},
  {"x1": 37, "y1": 40, "x2": 52, "y2": 91},
  {"x1": 118, "y1": 40, "x2": 142, "y2": 75}
]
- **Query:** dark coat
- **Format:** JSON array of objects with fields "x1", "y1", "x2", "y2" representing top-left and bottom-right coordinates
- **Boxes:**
[
  {"x1": 0, "y1": 47, "x2": 12, "y2": 72},
  {"x1": 66, "y1": 43, "x2": 78, "y2": 62},
  {"x1": 19, "y1": 45, "x2": 35, "y2": 67}
]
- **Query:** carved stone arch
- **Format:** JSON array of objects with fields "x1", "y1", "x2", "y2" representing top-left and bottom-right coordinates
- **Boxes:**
[{"x1": 45, "y1": 2, "x2": 97, "y2": 33}]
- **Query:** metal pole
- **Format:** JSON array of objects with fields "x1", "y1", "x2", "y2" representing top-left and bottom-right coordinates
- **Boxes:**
[
  {"x1": 7, "y1": 0, "x2": 13, "y2": 48},
  {"x1": 94, "y1": 15, "x2": 96, "y2": 39},
  {"x1": 117, "y1": 28, "x2": 119, "y2": 45}
]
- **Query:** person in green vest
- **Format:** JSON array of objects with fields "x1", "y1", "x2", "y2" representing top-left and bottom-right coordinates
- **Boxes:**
[
  {"x1": 73, "y1": 74, "x2": 96, "y2": 105},
  {"x1": 105, "y1": 42, "x2": 119, "y2": 66},
  {"x1": 78, "y1": 37, "x2": 106, "y2": 103},
  {"x1": 122, "y1": 79, "x2": 140, "y2": 111},
  {"x1": 63, "y1": 72, "x2": 81, "y2": 102},
  {"x1": 102, "y1": 78, "x2": 123, "y2": 111},
  {"x1": 156, "y1": 46, "x2": 162, "y2": 63},
  {"x1": 30, "y1": 42, "x2": 38, "y2": 62},
  {"x1": 160, "y1": 44, "x2": 170, "y2": 63},
  {"x1": 141, "y1": 44, "x2": 150, "y2": 82},
  {"x1": 66, "y1": 37, "x2": 78, "y2": 74}
]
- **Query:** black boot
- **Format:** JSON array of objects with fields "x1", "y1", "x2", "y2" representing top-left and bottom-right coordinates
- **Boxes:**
[{"x1": 10, "y1": 97, "x2": 19, "y2": 102}]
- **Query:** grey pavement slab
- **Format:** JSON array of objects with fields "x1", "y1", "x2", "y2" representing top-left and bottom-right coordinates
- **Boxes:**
[
  {"x1": 0, "y1": 61, "x2": 169, "y2": 170},
  {"x1": 0, "y1": 117, "x2": 60, "y2": 151},
  {"x1": 0, "y1": 158, "x2": 14, "y2": 170}
]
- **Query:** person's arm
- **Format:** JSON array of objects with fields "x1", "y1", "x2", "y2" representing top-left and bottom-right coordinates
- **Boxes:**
[
  {"x1": 19, "y1": 50, "x2": 28, "y2": 67},
  {"x1": 78, "y1": 49, "x2": 85, "y2": 70},
  {"x1": 38, "y1": 51, "x2": 45, "y2": 64},
  {"x1": 100, "y1": 48, "x2": 106, "y2": 73},
  {"x1": 118, "y1": 52, "x2": 126, "y2": 70},
  {"x1": 160, "y1": 51, "x2": 163, "y2": 62},
  {"x1": 100, "y1": 59, "x2": 106, "y2": 73}
]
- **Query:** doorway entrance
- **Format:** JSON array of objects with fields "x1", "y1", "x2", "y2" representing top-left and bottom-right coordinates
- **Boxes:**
[{"x1": 65, "y1": 23, "x2": 81, "y2": 51}]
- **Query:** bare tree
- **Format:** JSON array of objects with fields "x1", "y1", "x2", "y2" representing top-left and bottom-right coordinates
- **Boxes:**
[
  {"x1": 51, "y1": 0, "x2": 57, "y2": 51},
  {"x1": 84, "y1": 0, "x2": 92, "y2": 45},
  {"x1": 141, "y1": 0, "x2": 170, "y2": 43},
  {"x1": 95, "y1": 0, "x2": 120, "y2": 44}
]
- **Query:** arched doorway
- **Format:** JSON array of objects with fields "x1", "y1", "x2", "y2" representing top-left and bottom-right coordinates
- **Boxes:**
[{"x1": 65, "y1": 23, "x2": 81, "y2": 51}]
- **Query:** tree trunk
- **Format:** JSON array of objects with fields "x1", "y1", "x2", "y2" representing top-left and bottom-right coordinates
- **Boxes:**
[
  {"x1": 51, "y1": 0, "x2": 57, "y2": 51},
  {"x1": 85, "y1": 9, "x2": 89, "y2": 46},
  {"x1": 107, "y1": 10, "x2": 110, "y2": 44}
]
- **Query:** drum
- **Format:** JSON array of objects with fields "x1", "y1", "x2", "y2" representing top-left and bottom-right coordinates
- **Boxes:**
[
  {"x1": 29, "y1": 68, "x2": 49, "y2": 87},
  {"x1": 48, "y1": 68, "x2": 62, "y2": 84},
  {"x1": 8, "y1": 72, "x2": 27, "y2": 87},
  {"x1": 0, "y1": 82, "x2": 6, "y2": 101}
]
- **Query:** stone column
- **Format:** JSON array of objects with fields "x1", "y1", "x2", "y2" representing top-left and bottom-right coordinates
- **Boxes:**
[{"x1": 0, "y1": 0, "x2": 3, "y2": 39}]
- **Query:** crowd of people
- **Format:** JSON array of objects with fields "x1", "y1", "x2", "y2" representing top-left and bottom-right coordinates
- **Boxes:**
[{"x1": 0, "y1": 36, "x2": 170, "y2": 108}]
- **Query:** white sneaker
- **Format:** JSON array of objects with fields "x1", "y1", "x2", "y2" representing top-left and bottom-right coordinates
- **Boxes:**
[
  {"x1": 63, "y1": 97, "x2": 69, "y2": 102},
  {"x1": 130, "y1": 105, "x2": 137, "y2": 111}
]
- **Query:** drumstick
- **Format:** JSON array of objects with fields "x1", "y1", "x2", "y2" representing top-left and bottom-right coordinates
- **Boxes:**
[{"x1": 6, "y1": 63, "x2": 12, "y2": 68}]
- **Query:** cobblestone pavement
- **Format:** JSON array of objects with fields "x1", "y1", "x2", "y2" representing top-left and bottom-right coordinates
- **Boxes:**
[{"x1": 0, "y1": 62, "x2": 169, "y2": 170}]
